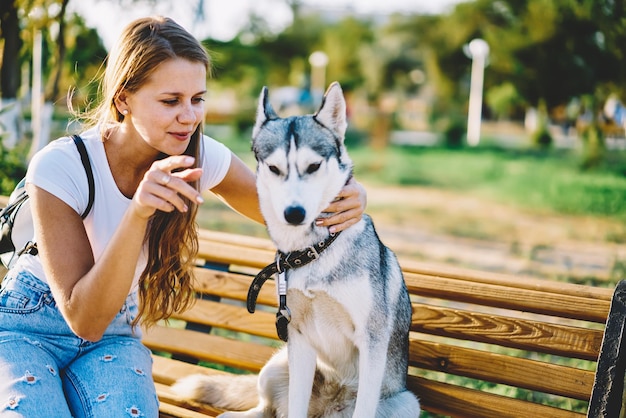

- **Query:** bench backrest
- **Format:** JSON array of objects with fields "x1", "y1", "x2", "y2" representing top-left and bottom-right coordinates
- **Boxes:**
[{"x1": 142, "y1": 229, "x2": 614, "y2": 418}]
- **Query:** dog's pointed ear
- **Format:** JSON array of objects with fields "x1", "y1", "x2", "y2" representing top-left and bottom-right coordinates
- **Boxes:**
[
  {"x1": 314, "y1": 82, "x2": 347, "y2": 139},
  {"x1": 253, "y1": 86, "x2": 278, "y2": 139}
]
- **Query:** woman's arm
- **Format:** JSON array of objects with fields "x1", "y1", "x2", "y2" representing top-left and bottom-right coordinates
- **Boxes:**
[
  {"x1": 209, "y1": 153, "x2": 264, "y2": 224},
  {"x1": 29, "y1": 185, "x2": 147, "y2": 341},
  {"x1": 29, "y1": 155, "x2": 203, "y2": 341}
]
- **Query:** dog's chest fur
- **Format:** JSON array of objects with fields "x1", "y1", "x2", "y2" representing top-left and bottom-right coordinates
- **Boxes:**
[
  {"x1": 287, "y1": 285, "x2": 360, "y2": 372},
  {"x1": 171, "y1": 82, "x2": 421, "y2": 418},
  {"x1": 281, "y1": 225, "x2": 373, "y2": 373}
]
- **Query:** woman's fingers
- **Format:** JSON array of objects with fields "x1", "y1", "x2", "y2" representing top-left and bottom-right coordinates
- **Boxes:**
[
  {"x1": 318, "y1": 178, "x2": 367, "y2": 233},
  {"x1": 133, "y1": 156, "x2": 204, "y2": 217}
]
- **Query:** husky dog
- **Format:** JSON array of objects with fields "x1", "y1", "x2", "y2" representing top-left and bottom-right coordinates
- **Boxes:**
[{"x1": 172, "y1": 82, "x2": 420, "y2": 418}]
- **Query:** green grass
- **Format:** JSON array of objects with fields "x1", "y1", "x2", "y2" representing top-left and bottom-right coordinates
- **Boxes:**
[{"x1": 349, "y1": 144, "x2": 626, "y2": 222}]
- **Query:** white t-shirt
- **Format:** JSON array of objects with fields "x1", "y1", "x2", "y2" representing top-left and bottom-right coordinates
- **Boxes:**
[{"x1": 15, "y1": 127, "x2": 232, "y2": 291}]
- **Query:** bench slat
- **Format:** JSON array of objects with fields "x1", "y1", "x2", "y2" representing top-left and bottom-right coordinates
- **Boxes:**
[
  {"x1": 407, "y1": 273, "x2": 610, "y2": 323},
  {"x1": 410, "y1": 339, "x2": 594, "y2": 400},
  {"x1": 158, "y1": 402, "x2": 217, "y2": 418},
  {"x1": 194, "y1": 269, "x2": 277, "y2": 307},
  {"x1": 195, "y1": 229, "x2": 612, "y2": 303},
  {"x1": 412, "y1": 303, "x2": 602, "y2": 360},
  {"x1": 194, "y1": 233, "x2": 610, "y2": 321},
  {"x1": 159, "y1": 304, "x2": 597, "y2": 400},
  {"x1": 409, "y1": 375, "x2": 585, "y2": 418},
  {"x1": 193, "y1": 258, "x2": 610, "y2": 325},
  {"x1": 198, "y1": 240, "x2": 272, "y2": 270},
  {"x1": 401, "y1": 258, "x2": 613, "y2": 301},
  {"x1": 171, "y1": 299, "x2": 278, "y2": 340},
  {"x1": 143, "y1": 326, "x2": 275, "y2": 372},
  {"x1": 198, "y1": 229, "x2": 274, "y2": 251}
]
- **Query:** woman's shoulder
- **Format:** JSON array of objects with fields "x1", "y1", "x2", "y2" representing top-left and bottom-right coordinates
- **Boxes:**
[
  {"x1": 31, "y1": 135, "x2": 79, "y2": 164},
  {"x1": 28, "y1": 128, "x2": 102, "y2": 177},
  {"x1": 75, "y1": 127, "x2": 101, "y2": 143}
]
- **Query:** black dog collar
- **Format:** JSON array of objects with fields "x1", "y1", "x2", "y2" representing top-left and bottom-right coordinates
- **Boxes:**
[{"x1": 247, "y1": 231, "x2": 341, "y2": 341}]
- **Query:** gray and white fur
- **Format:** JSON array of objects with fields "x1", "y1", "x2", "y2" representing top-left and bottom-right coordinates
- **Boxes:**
[{"x1": 172, "y1": 82, "x2": 420, "y2": 418}]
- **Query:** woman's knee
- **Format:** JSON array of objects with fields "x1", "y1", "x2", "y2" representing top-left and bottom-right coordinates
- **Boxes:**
[
  {"x1": 64, "y1": 338, "x2": 159, "y2": 418},
  {"x1": 0, "y1": 335, "x2": 72, "y2": 416}
]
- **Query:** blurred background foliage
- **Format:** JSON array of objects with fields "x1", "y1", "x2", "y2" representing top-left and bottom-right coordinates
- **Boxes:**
[{"x1": 0, "y1": 0, "x2": 625, "y2": 226}]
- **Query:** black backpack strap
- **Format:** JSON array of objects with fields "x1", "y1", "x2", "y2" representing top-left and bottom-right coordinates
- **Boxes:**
[
  {"x1": 71, "y1": 134, "x2": 95, "y2": 219},
  {"x1": 8, "y1": 135, "x2": 96, "y2": 261}
]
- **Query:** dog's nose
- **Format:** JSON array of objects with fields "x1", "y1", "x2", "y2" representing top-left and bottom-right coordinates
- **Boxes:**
[{"x1": 284, "y1": 206, "x2": 306, "y2": 225}]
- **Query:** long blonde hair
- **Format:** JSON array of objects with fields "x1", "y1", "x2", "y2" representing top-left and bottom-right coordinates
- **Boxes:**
[{"x1": 84, "y1": 16, "x2": 211, "y2": 328}]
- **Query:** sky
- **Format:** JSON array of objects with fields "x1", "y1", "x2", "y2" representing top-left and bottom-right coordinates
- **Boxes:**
[{"x1": 69, "y1": 0, "x2": 463, "y2": 50}]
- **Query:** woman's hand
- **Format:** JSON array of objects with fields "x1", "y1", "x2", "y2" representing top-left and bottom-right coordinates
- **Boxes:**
[
  {"x1": 317, "y1": 177, "x2": 367, "y2": 233},
  {"x1": 131, "y1": 155, "x2": 204, "y2": 219}
]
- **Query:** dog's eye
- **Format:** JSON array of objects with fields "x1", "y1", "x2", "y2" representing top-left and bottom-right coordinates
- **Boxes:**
[
  {"x1": 268, "y1": 165, "x2": 281, "y2": 175},
  {"x1": 306, "y1": 163, "x2": 321, "y2": 175}
]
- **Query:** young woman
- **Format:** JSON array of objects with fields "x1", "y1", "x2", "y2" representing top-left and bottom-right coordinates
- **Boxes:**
[{"x1": 0, "y1": 16, "x2": 366, "y2": 417}]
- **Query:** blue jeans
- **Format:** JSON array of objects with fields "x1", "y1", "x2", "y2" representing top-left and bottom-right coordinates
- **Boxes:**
[{"x1": 0, "y1": 270, "x2": 159, "y2": 417}]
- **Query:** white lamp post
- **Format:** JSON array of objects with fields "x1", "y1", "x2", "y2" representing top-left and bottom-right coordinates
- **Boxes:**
[
  {"x1": 309, "y1": 51, "x2": 329, "y2": 108},
  {"x1": 28, "y1": 6, "x2": 46, "y2": 160},
  {"x1": 466, "y1": 38, "x2": 489, "y2": 147}
]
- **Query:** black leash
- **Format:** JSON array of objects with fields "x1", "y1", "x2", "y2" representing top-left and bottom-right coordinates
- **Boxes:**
[{"x1": 247, "y1": 231, "x2": 341, "y2": 342}]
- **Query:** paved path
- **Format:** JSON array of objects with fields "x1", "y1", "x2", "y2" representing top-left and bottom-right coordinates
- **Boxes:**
[{"x1": 365, "y1": 184, "x2": 625, "y2": 283}]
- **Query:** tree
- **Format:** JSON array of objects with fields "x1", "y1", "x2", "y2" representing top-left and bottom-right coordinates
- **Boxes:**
[
  {"x1": 483, "y1": 0, "x2": 617, "y2": 109},
  {"x1": 64, "y1": 15, "x2": 107, "y2": 106},
  {"x1": 47, "y1": 0, "x2": 70, "y2": 103},
  {"x1": 0, "y1": 0, "x2": 21, "y2": 100},
  {"x1": 589, "y1": 0, "x2": 626, "y2": 97},
  {"x1": 0, "y1": 0, "x2": 149, "y2": 154},
  {"x1": 490, "y1": 0, "x2": 623, "y2": 156},
  {"x1": 0, "y1": 0, "x2": 23, "y2": 148},
  {"x1": 412, "y1": 0, "x2": 626, "y2": 150}
]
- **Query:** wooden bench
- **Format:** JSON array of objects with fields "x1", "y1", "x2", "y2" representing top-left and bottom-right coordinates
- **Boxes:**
[{"x1": 145, "y1": 229, "x2": 620, "y2": 418}]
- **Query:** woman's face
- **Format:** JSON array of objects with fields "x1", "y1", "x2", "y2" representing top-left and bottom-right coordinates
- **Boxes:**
[{"x1": 123, "y1": 58, "x2": 207, "y2": 156}]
